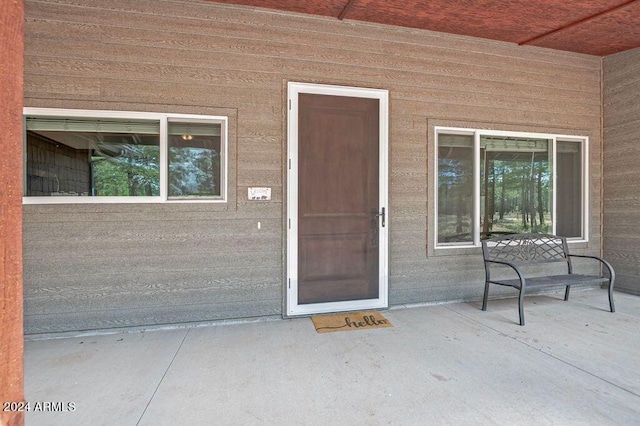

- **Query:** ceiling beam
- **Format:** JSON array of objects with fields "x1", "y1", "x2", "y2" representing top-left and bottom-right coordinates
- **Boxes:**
[
  {"x1": 519, "y1": 0, "x2": 639, "y2": 46},
  {"x1": 338, "y1": 0, "x2": 357, "y2": 20}
]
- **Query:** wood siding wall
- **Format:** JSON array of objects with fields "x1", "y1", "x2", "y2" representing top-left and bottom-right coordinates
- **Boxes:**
[
  {"x1": 603, "y1": 48, "x2": 640, "y2": 296},
  {"x1": 24, "y1": 0, "x2": 603, "y2": 333}
]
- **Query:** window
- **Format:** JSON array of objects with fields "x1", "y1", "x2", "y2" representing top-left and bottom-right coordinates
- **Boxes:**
[
  {"x1": 23, "y1": 109, "x2": 227, "y2": 203},
  {"x1": 168, "y1": 120, "x2": 222, "y2": 198},
  {"x1": 437, "y1": 133, "x2": 474, "y2": 244},
  {"x1": 436, "y1": 128, "x2": 587, "y2": 247}
]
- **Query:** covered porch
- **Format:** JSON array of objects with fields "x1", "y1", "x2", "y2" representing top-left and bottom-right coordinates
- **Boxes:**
[
  {"x1": 25, "y1": 290, "x2": 640, "y2": 424},
  {"x1": 2, "y1": 1, "x2": 640, "y2": 424}
]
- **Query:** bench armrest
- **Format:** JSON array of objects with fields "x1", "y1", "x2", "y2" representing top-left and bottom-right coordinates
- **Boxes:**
[
  {"x1": 484, "y1": 259, "x2": 527, "y2": 289},
  {"x1": 567, "y1": 254, "x2": 616, "y2": 281}
]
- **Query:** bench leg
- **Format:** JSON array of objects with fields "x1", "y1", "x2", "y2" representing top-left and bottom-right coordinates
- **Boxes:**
[
  {"x1": 482, "y1": 282, "x2": 490, "y2": 311},
  {"x1": 564, "y1": 285, "x2": 571, "y2": 301},
  {"x1": 608, "y1": 279, "x2": 615, "y2": 313},
  {"x1": 518, "y1": 287, "x2": 525, "y2": 326}
]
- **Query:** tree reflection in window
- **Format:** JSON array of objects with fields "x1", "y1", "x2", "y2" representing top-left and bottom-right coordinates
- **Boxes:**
[
  {"x1": 168, "y1": 121, "x2": 222, "y2": 198},
  {"x1": 480, "y1": 136, "x2": 552, "y2": 236},
  {"x1": 436, "y1": 130, "x2": 585, "y2": 246},
  {"x1": 92, "y1": 142, "x2": 160, "y2": 196},
  {"x1": 438, "y1": 134, "x2": 474, "y2": 243},
  {"x1": 25, "y1": 116, "x2": 160, "y2": 197}
]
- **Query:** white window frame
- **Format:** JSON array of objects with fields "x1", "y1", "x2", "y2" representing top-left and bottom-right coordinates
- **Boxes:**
[
  {"x1": 22, "y1": 108, "x2": 228, "y2": 204},
  {"x1": 434, "y1": 127, "x2": 589, "y2": 249}
]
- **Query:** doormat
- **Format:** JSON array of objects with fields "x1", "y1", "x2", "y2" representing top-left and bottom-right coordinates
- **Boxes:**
[{"x1": 311, "y1": 311, "x2": 393, "y2": 333}]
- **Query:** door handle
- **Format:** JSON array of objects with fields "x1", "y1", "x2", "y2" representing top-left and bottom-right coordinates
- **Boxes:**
[{"x1": 372, "y1": 207, "x2": 386, "y2": 228}]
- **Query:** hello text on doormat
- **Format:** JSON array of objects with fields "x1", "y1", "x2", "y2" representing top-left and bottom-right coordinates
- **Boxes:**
[{"x1": 311, "y1": 311, "x2": 393, "y2": 333}]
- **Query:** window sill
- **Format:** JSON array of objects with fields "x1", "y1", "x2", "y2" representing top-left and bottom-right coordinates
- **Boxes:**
[
  {"x1": 23, "y1": 197, "x2": 227, "y2": 205},
  {"x1": 431, "y1": 245, "x2": 482, "y2": 257},
  {"x1": 431, "y1": 238, "x2": 590, "y2": 257}
]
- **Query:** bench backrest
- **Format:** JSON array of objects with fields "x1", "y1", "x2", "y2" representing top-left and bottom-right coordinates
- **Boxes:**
[{"x1": 481, "y1": 233, "x2": 569, "y2": 266}]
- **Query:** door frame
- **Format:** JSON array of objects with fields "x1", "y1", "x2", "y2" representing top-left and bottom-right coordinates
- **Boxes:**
[{"x1": 286, "y1": 82, "x2": 389, "y2": 316}]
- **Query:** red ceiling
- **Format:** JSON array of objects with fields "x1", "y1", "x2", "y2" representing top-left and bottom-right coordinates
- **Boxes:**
[{"x1": 208, "y1": 0, "x2": 640, "y2": 56}]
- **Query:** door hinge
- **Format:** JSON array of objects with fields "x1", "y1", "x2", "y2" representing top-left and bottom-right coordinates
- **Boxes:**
[
  {"x1": 288, "y1": 278, "x2": 291, "y2": 289},
  {"x1": 289, "y1": 99, "x2": 291, "y2": 110},
  {"x1": 289, "y1": 158, "x2": 291, "y2": 169},
  {"x1": 288, "y1": 218, "x2": 291, "y2": 229}
]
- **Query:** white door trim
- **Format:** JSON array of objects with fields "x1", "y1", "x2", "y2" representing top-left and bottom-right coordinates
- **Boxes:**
[{"x1": 286, "y1": 82, "x2": 389, "y2": 316}]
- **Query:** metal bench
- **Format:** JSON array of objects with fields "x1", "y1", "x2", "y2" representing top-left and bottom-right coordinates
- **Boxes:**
[{"x1": 481, "y1": 233, "x2": 615, "y2": 325}]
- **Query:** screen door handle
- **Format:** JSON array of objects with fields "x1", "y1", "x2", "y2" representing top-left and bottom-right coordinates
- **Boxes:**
[{"x1": 373, "y1": 207, "x2": 386, "y2": 227}]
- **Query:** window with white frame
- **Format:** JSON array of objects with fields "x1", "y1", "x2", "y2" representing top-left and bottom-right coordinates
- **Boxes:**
[
  {"x1": 435, "y1": 128, "x2": 587, "y2": 247},
  {"x1": 23, "y1": 109, "x2": 227, "y2": 203}
]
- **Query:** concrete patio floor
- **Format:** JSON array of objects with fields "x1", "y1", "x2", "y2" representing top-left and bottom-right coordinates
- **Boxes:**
[{"x1": 25, "y1": 290, "x2": 640, "y2": 425}]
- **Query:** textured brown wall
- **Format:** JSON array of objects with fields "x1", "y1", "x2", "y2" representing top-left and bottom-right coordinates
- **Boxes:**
[
  {"x1": 603, "y1": 47, "x2": 640, "y2": 295},
  {"x1": 23, "y1": 0, "x2": 603, "y2": 333},
  {"x1": 1, "y1": 0, "x2": 25, "y2": 423}
]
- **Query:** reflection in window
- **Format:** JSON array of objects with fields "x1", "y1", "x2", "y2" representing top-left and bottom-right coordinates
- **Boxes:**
[
  {"x1": 480, "y1": 136, "x2": 552, "y2": 236},
  {"x1": 436, "y1": 129, "x2": 586, "y2": 246},
  {"x1": 556, "y1": 141, "x2": 583, "y2": 238},
  {"x1": 25, "y1": 117, "x2": 160, "y2": 196},
  {"x1": 437, "y1": 134, "x2": 474, "y2": 244},
  {"x1": 168, "y1": 121, "x2": 222, "y2": 198},
  {"x1": 24, "y1": 111, "x2": 228, "y2": 202}
]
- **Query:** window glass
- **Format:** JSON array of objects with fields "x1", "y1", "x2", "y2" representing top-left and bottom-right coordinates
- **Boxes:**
[
  {"x1": 25, "y1": 117, "x2": 160, "y2": 196},
  {"x1": 168, "y1": 121, "x2": 222, "y2": 198},
  {"x1": 556, "y1": 141, "x2": 583, "y2": 238},
  {"x1": 435, "y1": 129, "x2": 586, "y2": 247},
  {"x1": 437, "y1": 133, "x2": 474, "y2": 244},
  {"x1": 24, "y1": 110, "x2": 228, "y2": 203},
  {"x1": 480, "y1": 136, "x2": 552, "y2": 236}
]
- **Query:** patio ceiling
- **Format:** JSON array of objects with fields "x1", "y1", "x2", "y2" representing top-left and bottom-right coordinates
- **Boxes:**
[{"x1": 207, "y1": 0, "x2": 640, "y2": 56}]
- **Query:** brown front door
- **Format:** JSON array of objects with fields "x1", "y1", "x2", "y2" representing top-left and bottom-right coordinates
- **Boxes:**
[{"x1": 297, "y1": 93, "x2": 381, "y2": 304}]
